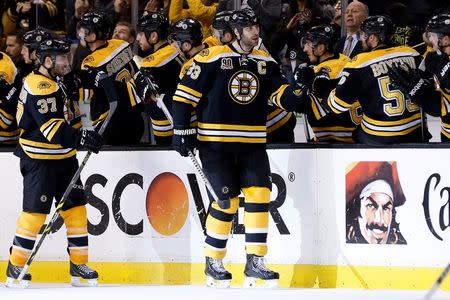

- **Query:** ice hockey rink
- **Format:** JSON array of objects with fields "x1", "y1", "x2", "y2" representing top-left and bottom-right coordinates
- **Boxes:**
[{"x1": 1, "y1": 284, "x2": 450, "y2": 300}]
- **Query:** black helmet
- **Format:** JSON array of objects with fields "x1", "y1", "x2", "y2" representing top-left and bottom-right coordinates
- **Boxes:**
[
  {"x1": 230, "y1": 8, "x2": 258, "y2": 29},
  {"x1": 425, "y1": 14, "x2": 450, "y2": 35},
  {"x1": 169, "y1": 18, "x2": 203, "y2": 47},
  {"x1": 36, "y1": 37, "x2": 70, "y2": 63},
  {"x1": 23, "y1": 27, "x2": 54, "y2": 52},
  {"x1": 137, "y1": 12, "x2": 169, "y2": 40},
  {"x1": 303, "y1": 24, "x2": 338, "y2": 51},
  {"x1": 212, "y1": 11, "x2": 233, "y2": 32},
  {"x1": 78, "y1": 10, "x2": 112, "y2": 40},
  {"x1": 360, "y1": 15, "x2": 395, "y2": 43}
]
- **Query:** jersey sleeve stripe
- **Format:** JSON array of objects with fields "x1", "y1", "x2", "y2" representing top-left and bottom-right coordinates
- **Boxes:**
[
  {"x1": 173, "y1": 95, "x2": 197, "y2": 106},
  {"x1": 328, "y1": 89, "x2": 351, "y2": 113},
  {"x1": 178, "y1": 84, "x2": 202, "y2": 98}
]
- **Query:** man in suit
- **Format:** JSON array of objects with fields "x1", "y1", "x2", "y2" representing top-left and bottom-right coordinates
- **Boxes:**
[{"x1": 335, "y1": 1, "x2": 368, "y2": 58}]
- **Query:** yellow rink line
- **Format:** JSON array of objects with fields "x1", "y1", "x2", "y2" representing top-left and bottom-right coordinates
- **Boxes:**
[{"x1": 0, "y1": 261, "x2": 448, "y2": 290}]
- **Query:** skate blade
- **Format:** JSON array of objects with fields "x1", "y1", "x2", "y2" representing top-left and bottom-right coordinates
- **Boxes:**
[
  {"x1": 71, "y1": 276, "x2": 98, "y2": 287},
  {"x1": 5, "y1": 277, "x2": 30, "y2": 289},
  {"x1": 243, "y1": 276, "x2": 278, "y2": 288},
  {"x1": 206, "y1": 276, "x2": 231, "y2": 288}
]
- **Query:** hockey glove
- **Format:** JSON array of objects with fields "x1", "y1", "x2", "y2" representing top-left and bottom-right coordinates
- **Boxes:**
[
  {"x1": 294, "y1": 63, "x2": 315, "y2": 91},
  {"x1": 387, "y1": 65, "x2": 431, "y2": 106},
  {"x1": 76, "y1": 129, "x2": 104, "y2": 154},
  {"x1": 424, "y1": 51, "x2": 450, "y2": 82},
  {"x1": 134, "y1": 71, "x2": 159, "y2": 104},
  {"x1": 77, "y1": 68, "x2": 108, "y2": 89},
  {"x1": 312, "y1": 67, "x2": 331, "y2": 99},
  {"x1": 172, "y1": 126, "x2": 197, "y2": 157}
]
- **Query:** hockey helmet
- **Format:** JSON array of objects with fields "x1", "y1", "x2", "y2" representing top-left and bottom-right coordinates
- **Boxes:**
[
  {"x1": 360, "y1": 15, "x2": 395, "y2": 43},
  {"x1": 78, "y1": 10, "x2": 112, "y2": 40},
  {"x1": 230, "y1": 8, "x2": 259, "y2": 29},
  {"x1": 212, "y1": 11, "x2": 233, "y2": 32},
  {"x1": 137, "y1": 12, "x2": 169, "y2": 40},
  {"x1": 36, "y1": 37, "x2": 71, "y2": 63},
  {"x1": 302, "y1": 24, "x2": 339, "y2": 50},
  {"x1": 425, "y1": 14, "x2": 450, "y2": 36},
  {"x1": 23, "y1": 27, "x2": 54, "y2": 52},
  {"x1": 169, "y1": 18, "x2": 203, "y2": 47}
]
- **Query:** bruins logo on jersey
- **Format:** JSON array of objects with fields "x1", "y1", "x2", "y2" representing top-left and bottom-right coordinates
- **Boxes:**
[
  {"x1": 199, "y1": 49, "x2": 210, "y2": 57},
  {"x1": 38, "y1": 81, "x2": 51, "y2": 89},
  {"x1": 228, "y1": 70, "x2": 259, "y2": 105}
]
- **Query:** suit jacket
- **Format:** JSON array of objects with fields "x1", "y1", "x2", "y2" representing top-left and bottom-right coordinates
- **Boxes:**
[{"x1": 335, "y1": 36, "x2": 364, "y2": 58}]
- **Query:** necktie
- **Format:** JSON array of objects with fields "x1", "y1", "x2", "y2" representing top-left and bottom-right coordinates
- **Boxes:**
[{"x1": 343, "y1": 35, "x2": 354, "y2": 56}]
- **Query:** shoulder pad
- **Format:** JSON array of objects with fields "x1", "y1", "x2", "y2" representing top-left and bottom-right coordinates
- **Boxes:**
[
  {"x1": 82, "y1": 39, "x2": 130, "y2": 69},
  {"x1": 140, "y1": 44, "x2": 178, "y2": 68},
  {"x1": 23, "y1": 73, "x2": 58, "y2": 96},
  {"x1": 193, "y1": 46, "x2": 236, "y2": 63},
  {"x1": 315, "y1": 54, "x2": 350, "y2": 79},
  {"x1": 0, "y1": 51, "x2": 18, "y2": 85}
]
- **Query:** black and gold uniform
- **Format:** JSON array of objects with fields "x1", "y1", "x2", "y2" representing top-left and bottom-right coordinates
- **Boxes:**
[
  {"x1": 306, "y1": 54, "x2": 361, "y2": 143},
  {"x1": 80, "y1": 39, "x2": 143, "y2": 145},
  {"x1": 0, "y1": 52, "x2": 20, "y2": 145},
  {"x1": 173, "y1": 44, "x2": 305, "y2": 261},
  {"x1": 440, "y1": 84, "x2": 450, "y2": 141},
  {"x1": 141, "y1": 44, "x2": 183, "y2": 144},
  {"x1": 328, "y1": 46, "x2": 424, "y2": 144},
  {"x1": 10, "y1": 69, "x2": 90, "y2": 274}
]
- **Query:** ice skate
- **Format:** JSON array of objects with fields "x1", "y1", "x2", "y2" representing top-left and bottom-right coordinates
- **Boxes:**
[
  {"x1": 243, "y1": 254, "x2": 279, "y2": 288},
  {"x1": 205, "y1": 257, "x2": 232, "y2": 288},
  {"x1": 70, "y1": 261, "x2": 98, "y2": 287},
  {"x1": 5, "y1": 261, "x2": 31, "y2": 288}
]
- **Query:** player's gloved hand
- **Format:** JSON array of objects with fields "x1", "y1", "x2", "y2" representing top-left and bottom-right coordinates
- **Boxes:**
[
  {"x1": 172, "y1": 126, "x2": 196, "y2": 157},
  {"x1": 294, "y1": 63, "x2": 315, "y2": 91},
  {"x1": 134, "y1": 71, "x2": 159, "y2": 103},
  {"x1": 76, "y1": 129, "x2": 104, "y2": 153},
  {"x1": 388, "y1": 65, "x2": 431, "y2": 105},
  {"x1": 78, "y1": 68, "x2": 108, "y2": 89},
  {"x1": 312, "y1": 67, "x2": 331, "y2": 98},
  {"x1": 424, "y1": 51, "x2": 450, "y2": 92}
]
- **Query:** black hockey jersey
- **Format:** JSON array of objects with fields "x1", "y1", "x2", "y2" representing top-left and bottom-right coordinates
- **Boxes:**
[
  {"x1": 141, "y1": 43, "x2": 183, "y2": 144},
  {"x1": 306, "y1": 54, "x2": 361, "y2": 143},
  {"x1": 0, "y1": 52, "x2": 20, "y2": 145},
  {"x1": 328, "y1": 46, "x2": 424, "y2": 144},
  {"x1": 15, "y1": 71, "x2": 81, "y2": 160},
  {"x1": 172, "y1": 44, "x2": 306, "y2": 152},
  {"x1": 80, "y1": 39, "x2": 143, "y2": 145}
]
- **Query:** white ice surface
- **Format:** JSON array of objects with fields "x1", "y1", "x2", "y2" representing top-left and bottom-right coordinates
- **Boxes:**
[{"x1": 1, "y1": 284, "x2": 450, "y2": 300}]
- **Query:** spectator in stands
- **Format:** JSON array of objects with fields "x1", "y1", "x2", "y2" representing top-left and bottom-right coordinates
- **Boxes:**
[
  {"x1": 5, "y1": 29, "x2": 24, "y2": 64},
  {"x1": 335, "y1": 0, "x2": 368, "y2": 58},
  {"x1": 94, "y1": 0, "x2": 132, "y2": 24},
  {"x1": 112, "y1": 21, "x2": 136, "y2": 45},
  {"x1": 67, "y1": 0, "x2": 92, "y2": 40},
  {"x1": 2, "y1": 0, "x2": 32, "y2": 34},
  {"x1": 169, "y1": 0, "x2": 218, "y2": 38},
  {"x1": 345, "y1": 161, "x2": 407, "y2": 245}
]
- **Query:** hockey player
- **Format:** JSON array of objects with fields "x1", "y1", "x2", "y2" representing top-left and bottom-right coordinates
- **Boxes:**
[
  {"x1": 326, "y1": 15, "x2": 426, "y2": 145},
  {"x1": 21, "y1": 27, "x2": 54, "y2": 74},
  {"x1": 298, "y1": 24, "x2": 361, "y2": 142},
  {"x1": 78, "y1": 10, "x2": 144, "y2": 145},
  {"x1": 172, "y1": 9, "x2": 312, "y2": 288},
  {"x1": 137, "y1": 12, "x2": 184, "y2": 145},
  {"x1": 0, "y1": 51, "x2": 20, "y2": 145},
  {"x1": 204, "y1": 11, "x2": 234, "y2": 48},
  {"x1": 6, "y1": 37, "x2": 103, "y2": 288},
  {"x1": 389, "y1": 14, "x2": 450, "y2": 141}
]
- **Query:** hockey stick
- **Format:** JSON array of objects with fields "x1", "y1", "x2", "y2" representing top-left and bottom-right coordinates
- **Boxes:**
[
  {"x1": 147, "y1": 84, "x2": 229, "y2": 209},
  {"x1": 424, "y1": 263, "x2": 450, "y2": 300},
  {"x1": 17, "y1": 75, "x2": 118, "y2": 284}
]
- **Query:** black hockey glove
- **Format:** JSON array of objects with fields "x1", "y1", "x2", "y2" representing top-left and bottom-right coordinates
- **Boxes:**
[
  {"x1": 77, "y1": 68, "x2": 108, "y2": 89},
  {"x1": 312, "y1": 67, "x2": 331, "y2": 99},
  {"x1": 134, "y1": 71, "x2": 159, "y2": 104},
  {"x1": 388, "y1": 65, "x2": 431, "y2": 106},
  {"x1": 76, "y1": 129, "x2": 104, "y2": 154},
  {"x1": 294, "y1": 63, "x2": 315, "y2": 91},
  {"x1": 172, "y1": 126, "x2": 196, "y2": 157}
]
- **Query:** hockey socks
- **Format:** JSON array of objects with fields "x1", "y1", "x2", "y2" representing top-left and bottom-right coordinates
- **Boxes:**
[
  {"x1": 204, "y1": 197, "x2": 239, "y2": 260},
  {"x1": 60, "y1": 205, "x2": 89, "y2": 265}
]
